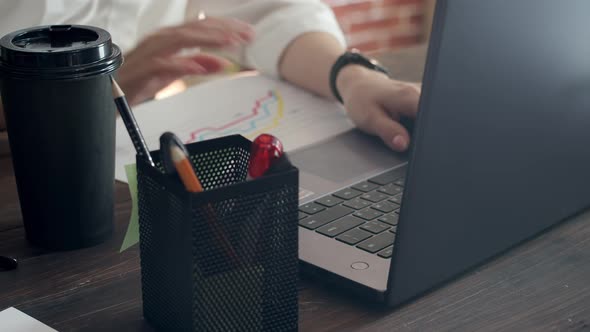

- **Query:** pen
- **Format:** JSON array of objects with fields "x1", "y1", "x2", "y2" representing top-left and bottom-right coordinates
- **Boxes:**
[
  {"x1": 247, "y1": 134, "x2": 284, "y2": 179},
  {"x1": 244, "y1": 134, "x2": 292, "y2": 271},
  {"x1": 111, "y1": 77, "x2": 155, "y2": 167},
  {"x1": 0, "y1": 255, "x2": 18, "y2": 271}
]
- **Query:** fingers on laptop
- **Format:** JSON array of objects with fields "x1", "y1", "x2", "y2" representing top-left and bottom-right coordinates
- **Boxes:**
[
  {"x1": 372, "y1": 109, "x2": 411, "y2": 152},
  {"x1": 377, "y1": 82, "x2": 421, "y2": 152},
  {"x1": 380, "y1": 82, "x2": 421, "y2": 120}
]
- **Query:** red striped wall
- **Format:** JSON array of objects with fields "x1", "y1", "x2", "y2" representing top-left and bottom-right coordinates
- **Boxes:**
[{"x1": 325, "y1": 0, "x2": 425, "y2": 52}]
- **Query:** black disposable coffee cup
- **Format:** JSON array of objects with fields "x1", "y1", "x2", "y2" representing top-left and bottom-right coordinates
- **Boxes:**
[{"x1": 0, "y1": 25, "x2": 123, "y2": 250}]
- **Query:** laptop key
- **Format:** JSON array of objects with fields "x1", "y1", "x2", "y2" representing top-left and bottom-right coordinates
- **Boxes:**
[
  {"x1": 351, "y1": 181, "x2": 379, "y2": 193},
  {"x1": 378, "y1": 246, "x2": 394, "y2": 258},
  {"x1": 371, "y1": 201, "x2": 398, "y2": 213},
  {"x1": 368, "y1": 168, "x2": 406, "y2": 185},
  {"x1": 354, "y1": 208, "x2": 383, "y2": 221},
  {"x1": 389, "y1": 225, "x2": 398, "y2": 233},
  {"x1": 336, "y1": 228, "x2": 372, "y2": 245},
  {"x1": 377, "y1": 183, "x2": 403, "y2": 196},
  {"x1": 360, "y1": 221, "x2": 390, "y2": 234},
  {"x1": 317, "y1": 215, "x2": 365, "y2": 237},
  {"x1": 389, "y1": 193, "x2": 403, "y2": 205},
  {"x1": 360, "y1": 191, "x2": 389, "y2": 203},
  {"x1": 315, "y1": 196, "x2": 343, "y2": 207},
  {"x1": 299, "y1": 202, "x2": 325, "y2": 215},
  {"x1": 357, "y1": 232, "x2": 396, "y2": 253},
  {"x1": 394, "y1": 178, "x2": 405, "y2": 187},
  {"x1": 378, "y1": 213, "x2": 399, "y2": 226},
  {"x1": 343, "y1": 198, "x2": 372, "y2": 210},
  {"x1": 298, "y1": 212, "x2": 308, "y2": 220},
  {"x1": 298, "y1": 205, "x2": 354, "y2": 230},
  {"x1": 333, "y1": 188, "x2": 363, "y2": 200}
]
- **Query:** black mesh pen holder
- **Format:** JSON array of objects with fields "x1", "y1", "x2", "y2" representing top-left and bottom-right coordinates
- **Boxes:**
[{"x1": 137, "y1": 135, "x2": 299, "y2": 332}]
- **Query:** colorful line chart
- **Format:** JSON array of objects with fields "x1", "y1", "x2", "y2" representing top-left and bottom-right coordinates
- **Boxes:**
[
  {"x1": 186, "y1": 89, "x2": 284, "y2": 143},
  {"x1": 114, "y1": 74, "x2": 353, "y2": 182}
]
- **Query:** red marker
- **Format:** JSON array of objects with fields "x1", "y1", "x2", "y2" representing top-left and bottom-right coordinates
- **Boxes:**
[{"x1": 248, "y1": 134, "x2": 284, "y2": 179}]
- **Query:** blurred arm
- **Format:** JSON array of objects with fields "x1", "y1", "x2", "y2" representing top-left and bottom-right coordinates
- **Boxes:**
[
  {"x1": 278, "y1": 31, "x2": 348, "y2": 99},
  {"x1": 207, "y1": 0, "x2": 346, "y2": 93}
]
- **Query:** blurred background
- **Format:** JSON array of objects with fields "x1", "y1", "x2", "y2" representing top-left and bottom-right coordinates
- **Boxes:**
[
  {"x1": 325, "y1": 0, "x2": 436, "y2": 52},
  {"x1": 160, "y1": 0, "x2": 437, "y2": 98}
]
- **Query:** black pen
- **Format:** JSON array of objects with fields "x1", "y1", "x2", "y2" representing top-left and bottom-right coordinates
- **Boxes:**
[
  {"x1": 111, "y1": 77, "x2": 155, "y2": 167},
  {"x1": 0, "y1": 255, "x2": 18, "y2": 271}
]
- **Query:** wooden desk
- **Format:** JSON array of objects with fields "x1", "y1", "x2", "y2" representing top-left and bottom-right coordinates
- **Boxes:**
[{"x1": 2, "y1": 46, "x2": 590, "y2": 332}]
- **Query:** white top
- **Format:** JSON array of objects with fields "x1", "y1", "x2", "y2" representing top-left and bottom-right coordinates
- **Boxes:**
[{"x1": 0, "y1": 0, "x2": 346, "y2": 77}]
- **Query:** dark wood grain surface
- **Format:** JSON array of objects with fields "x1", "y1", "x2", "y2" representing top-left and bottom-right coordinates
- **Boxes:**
[{"x1": 2, "y1": 46, "x2": 590, "y2": 332}]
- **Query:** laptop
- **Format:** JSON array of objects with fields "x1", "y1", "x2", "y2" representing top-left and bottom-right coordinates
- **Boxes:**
[{"x1": 291, "y1": 0, "x2": 590, "y2": 306}]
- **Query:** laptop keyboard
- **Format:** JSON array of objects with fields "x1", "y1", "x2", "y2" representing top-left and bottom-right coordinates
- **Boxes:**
[{"x1": 298, "y1": 166, "x2": 406, "y2": 259}]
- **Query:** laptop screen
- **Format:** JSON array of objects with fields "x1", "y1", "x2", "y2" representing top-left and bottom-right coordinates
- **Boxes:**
[{"x1": 388, "y1": 0, "x2": 590, "y2": 305}]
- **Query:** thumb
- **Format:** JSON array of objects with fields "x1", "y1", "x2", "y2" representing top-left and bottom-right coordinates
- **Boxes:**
[{"x1": 370, "y1": 108, "x2": 411, "y2": 152}]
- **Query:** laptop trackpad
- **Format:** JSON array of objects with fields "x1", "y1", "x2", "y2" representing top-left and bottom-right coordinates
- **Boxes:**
[{"x1": 290, "y1": 129, "x2": 407, "y2": 202}]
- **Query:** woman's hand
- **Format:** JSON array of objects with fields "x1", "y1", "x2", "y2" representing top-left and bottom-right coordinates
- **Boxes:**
[
  {"x1": 118, "y1": 17, "x2": 255, "y2": 106},
  {"x1": 337, "y1": 65, "x2": 421, "y2": 152}
]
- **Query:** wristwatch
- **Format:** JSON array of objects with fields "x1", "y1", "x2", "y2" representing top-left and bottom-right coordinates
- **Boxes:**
[{"x1": 329, "y1": 49, "x2": 390, "y2": 103}]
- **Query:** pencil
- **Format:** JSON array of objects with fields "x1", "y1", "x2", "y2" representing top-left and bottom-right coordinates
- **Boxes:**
[
  {"x1": 111, "y1": 77, "x2": 155, "y2": 167},
  {"x1": 170, "y1": 145, "x2": 203, "y2": 192},
  {"x1": 170, "y1": 145, "x2": 238, "y2": 262}
]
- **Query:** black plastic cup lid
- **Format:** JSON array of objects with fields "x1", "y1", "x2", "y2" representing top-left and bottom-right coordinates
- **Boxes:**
[{"x1": 0, "y1": 25, "x2": 122, "y2": 80}]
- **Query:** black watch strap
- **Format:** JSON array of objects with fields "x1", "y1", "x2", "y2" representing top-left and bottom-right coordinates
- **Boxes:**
[{"x1": 329, "y1": 49, "x2": 390, "y2": 103}]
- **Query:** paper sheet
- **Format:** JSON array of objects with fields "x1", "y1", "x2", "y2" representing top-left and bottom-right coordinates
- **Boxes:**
[
  {"x1": 0, "y1": 307, "x2": 57, "y2": 332},
  {"x1": 115, "y1": 73, "x2": 354, "y2": 182}
]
